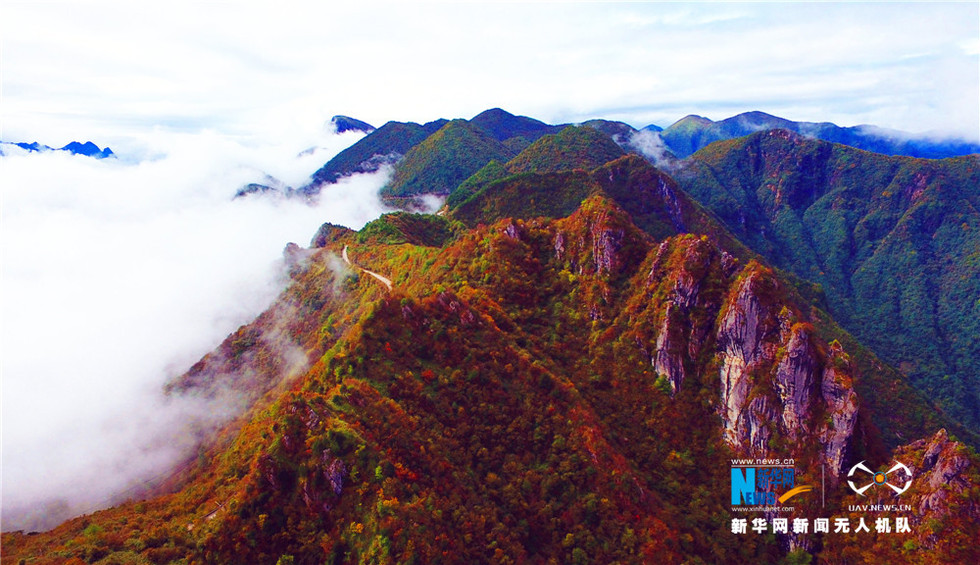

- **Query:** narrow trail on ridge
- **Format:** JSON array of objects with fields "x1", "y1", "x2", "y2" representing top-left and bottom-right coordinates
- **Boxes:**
[{"x1": 342, "y1": 245, "x2": 394, "y2": 291}]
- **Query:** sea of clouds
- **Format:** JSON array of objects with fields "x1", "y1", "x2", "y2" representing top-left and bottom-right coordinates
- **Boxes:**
[{"x1": 1, "y1": 126, "x2": 391, "y2": 531}]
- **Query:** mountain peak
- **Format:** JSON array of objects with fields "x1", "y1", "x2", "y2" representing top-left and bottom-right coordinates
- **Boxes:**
[
  {"x1": 59, "y1": 141, "x2": 115, "y2": 158},
  {"x1": 671, "y1": 114, "x2": 714, "y2": 128},
  {"x1": 330, "y1": 115, "x2": 375, "y2": 134},
  {"x1": 471, "y1": 107, "x2": 514, "y2": 120},
  {"x1": 469, "y1": 107, "x2": 561, "y2": 143},
  {"x1": 505, "y1": 125, "x2": 625, "y2": 175},
  {"x1": 580, "y1": 119, "x2": 638, "y2": 141},
  {"x1": 729, "y1": 110, "x2": 782, "y2": 122}
]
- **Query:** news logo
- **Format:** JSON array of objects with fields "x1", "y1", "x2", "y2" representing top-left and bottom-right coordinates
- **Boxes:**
[{"x1": 731, "y1": 460, "x2": 813, "y2": 506}]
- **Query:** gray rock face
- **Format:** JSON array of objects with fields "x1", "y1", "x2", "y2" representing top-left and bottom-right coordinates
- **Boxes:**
[
  {"x1": 646, "y1": 237, "x2": 716, "y2": 394},
  {"x1": 656, "y1": 174, "x2": 685, "y2": 232},
  {"x1": 593, "y1": 228, "x2": 625, "y2": 274},
  {"x1": 653, "y1": 303, "x2": 685, "y2": 393},
  {"x1": 718, "y1": 271, "x2": 768, "y2": 447},
  {"x1": 817, "y1": 363, "x2": 858, "y2": 477},
  {"x1": 628, "y1": 236, "x2": 860, "y2": 475},
  {"x1": 904, "y1": 429, "x2": 975, "y2": 522},
  {"x1": 775, "y1": 327, "x2": 816, "y2": 438},
  {"x1": 717, "y1": 267, "x2": 858, "y2": 476}
]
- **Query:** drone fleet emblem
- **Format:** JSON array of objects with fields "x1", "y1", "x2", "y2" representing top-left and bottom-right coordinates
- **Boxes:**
[{"x1": 847, "y1": 460, "x2": 913, "y2": 496}]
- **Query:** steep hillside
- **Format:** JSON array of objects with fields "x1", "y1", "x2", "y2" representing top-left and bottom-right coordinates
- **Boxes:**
[
  {"x1": 354, "y1": 212, "x2": 457, "y2": 247},
  {"x1": 6, "y1": 151, "x2": 976, "y2": 564},
  {"x1": 451, "y1": 155, "x2": 741, "y2": 251},
  {"x1": 304, "y1": 119, "x2": 448, "y2": 191},
  {"x1": 381, "y1": 120, "x2": 515, "y2": 199},
  {"x1": 658, "y1": 111, "x2": 980, "y2": 159},
  {"x1": 673, "y1": 129, "x2": 980, "y2": 432},
  {"x1": 448, "y1": 153, "x2": 965, "y2": 449}
]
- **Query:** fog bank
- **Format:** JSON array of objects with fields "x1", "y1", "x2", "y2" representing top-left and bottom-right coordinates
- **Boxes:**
[{"x1": 1, "y1": 129, "x2": 390, "y2": 531}]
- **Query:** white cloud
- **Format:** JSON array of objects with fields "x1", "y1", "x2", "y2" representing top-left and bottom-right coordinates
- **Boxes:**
[
  {"x1": 0, "y1": 130, "x2": 391, "y2": 531},
  {"x1": 961, "y1": 37, "x2": 980, "y2": 56},
  {"x1": 627, "y1": 128, "x2": 674, "y2": 168},
  {"x1": 2, "y1": 2, "x2": 978, "y2": 147}
]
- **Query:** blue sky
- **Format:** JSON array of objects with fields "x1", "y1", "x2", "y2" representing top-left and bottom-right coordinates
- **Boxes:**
[{"x1": 2, "y1": 1, "x2": 978, "y2": 153}]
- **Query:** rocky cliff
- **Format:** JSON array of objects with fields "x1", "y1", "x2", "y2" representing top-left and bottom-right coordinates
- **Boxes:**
[{"x1": 716, "y1": 265, "x2": 858, "y2": 476}]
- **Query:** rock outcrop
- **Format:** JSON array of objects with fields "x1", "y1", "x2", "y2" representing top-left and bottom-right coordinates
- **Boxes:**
[
  {"x1": 717, "y1": 264, "x2": 858, "y2": 476},
  {"x1": 901, "y1": 429, "x2": 979, "y2": 528}
]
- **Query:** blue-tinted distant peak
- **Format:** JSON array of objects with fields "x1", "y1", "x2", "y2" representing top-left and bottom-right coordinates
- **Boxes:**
[{"x1": 0, "y1": 140, "x2": 115, "y2": 158}]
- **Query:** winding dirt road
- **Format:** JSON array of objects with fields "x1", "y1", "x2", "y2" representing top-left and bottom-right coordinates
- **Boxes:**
[{"x1": 342, "y1": 245, "x2": 393, "y2": 291}]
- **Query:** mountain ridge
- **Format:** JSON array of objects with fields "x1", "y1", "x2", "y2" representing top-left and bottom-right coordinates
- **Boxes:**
[
  {"x1": 300, "y1": 108, "x2": 977, "y2": 204},
  {"x1": 5, "y1": 108, "x2": 980, "y2": 564},
  {"x1": 656, "y1": 111, "x2": 980, "y2": 159}
]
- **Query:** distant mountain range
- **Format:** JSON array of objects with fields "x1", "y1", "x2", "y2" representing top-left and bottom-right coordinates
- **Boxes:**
[
  {"x1": 0, "y1": 140, "x2": 115, "y2": 159},
  {"x1": 301, "y1": 109, "x2": 978, "y2": 198},
  {"x1": 302, "y1": 109, "x2": 629, "y2": 197},
  {"x1": 656, "y1": 111, "x2": 980, "y2": 159}
]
